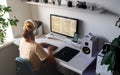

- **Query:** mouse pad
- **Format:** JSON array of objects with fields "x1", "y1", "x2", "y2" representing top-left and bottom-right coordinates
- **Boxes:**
[{"x1": 54, "y1": 46, "x2": 80, "y2": 62}]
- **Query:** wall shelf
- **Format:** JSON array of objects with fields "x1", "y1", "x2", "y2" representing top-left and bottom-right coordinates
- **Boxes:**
[{"x1": 26, "y1": 2, "x2": 105, "y2": 14}]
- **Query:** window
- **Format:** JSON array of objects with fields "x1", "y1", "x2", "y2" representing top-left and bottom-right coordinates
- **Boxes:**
[{"x1": 0, "y1": 0, "x2": 13, "y2": 45}]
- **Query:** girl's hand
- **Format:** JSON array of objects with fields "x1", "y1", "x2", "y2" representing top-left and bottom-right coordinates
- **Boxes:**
[
  {"x1": 39, "y1": 43, "x2": 47, "y2": 47},
  {"x1": 48, "y1": 46, "x2": 55, "y2": 63},
  {"x1": 48, "y1": 46, "x2": 55, "y2": 54}
]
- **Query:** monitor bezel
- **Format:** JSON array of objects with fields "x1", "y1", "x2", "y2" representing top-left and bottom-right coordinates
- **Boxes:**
[{"x1": 50, "y1": 14, "x2": 79, "y2": 38}]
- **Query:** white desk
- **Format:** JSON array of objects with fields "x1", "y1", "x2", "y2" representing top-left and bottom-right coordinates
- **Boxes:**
[{"x1": 13, "y1": 37, "x2": 95, "y2": 75}]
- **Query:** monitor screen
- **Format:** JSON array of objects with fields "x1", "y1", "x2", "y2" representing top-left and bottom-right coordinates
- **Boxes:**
[{"x1": 50, "y1": 14, "x2": 78, "y2": 37}]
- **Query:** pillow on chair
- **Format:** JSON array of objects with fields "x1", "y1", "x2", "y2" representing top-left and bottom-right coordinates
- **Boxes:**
[{"x1": 15, "y1": 57, "x2": 35, "y2": 75}]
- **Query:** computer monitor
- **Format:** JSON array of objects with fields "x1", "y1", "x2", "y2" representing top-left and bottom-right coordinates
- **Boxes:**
[{"x1": 50, "y1": 14, "x2": 78, "y2": 37}]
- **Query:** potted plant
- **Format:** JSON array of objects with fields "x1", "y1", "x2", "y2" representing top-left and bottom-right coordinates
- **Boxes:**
[
  {"x1": 0, "y1": 5, "x2": 19, "y2": 43},
  {"x1": 101, "y1": 36, "x2": 120, "y2": 75}
]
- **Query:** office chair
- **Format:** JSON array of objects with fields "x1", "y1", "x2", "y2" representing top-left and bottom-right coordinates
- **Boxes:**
[{"x1": 15, "y1": 57, "x2": 35, "y2": 75}]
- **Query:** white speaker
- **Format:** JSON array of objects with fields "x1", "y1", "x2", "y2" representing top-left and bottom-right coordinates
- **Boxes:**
[{"x1": 81, "y1": 33, "x2": 98, "y2": 57}]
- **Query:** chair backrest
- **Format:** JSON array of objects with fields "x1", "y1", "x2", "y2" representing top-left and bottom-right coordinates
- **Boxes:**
[{"x1": 15, "y1": 57, "x2": 35, "y2": 75}]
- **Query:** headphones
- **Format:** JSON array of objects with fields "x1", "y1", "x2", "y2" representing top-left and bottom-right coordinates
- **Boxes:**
[
  {"x1": 33, "y1": 28, "x2": 39, "y2": 36},
  {"x1": 33, "y1": 21, "x2": 42, "y2": 36}
]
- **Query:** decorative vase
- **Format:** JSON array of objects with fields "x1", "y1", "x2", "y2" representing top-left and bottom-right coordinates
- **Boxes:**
[
  {"x1": 43, "y1": 0, "x2": 48, "y2": 3},
  {"x1": 57, "y1": 0, "x2": 62, "y2": 6},
  {"x1": 35, "y1": 0, "x2": 39, "y2": 2},
  {"x1": 67, "y1": 1, "x2": 72, "y2": 7},
  {"x1": 27, "y1": 0, "x2": 31, "y2": 1}
]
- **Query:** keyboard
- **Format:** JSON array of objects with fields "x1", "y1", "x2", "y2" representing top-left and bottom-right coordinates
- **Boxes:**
[{"x1": 43, "y1": 43, "x2": 58, "y2": 51}]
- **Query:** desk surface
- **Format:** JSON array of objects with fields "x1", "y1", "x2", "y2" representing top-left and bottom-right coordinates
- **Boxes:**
[{"x1": 13, "y1": 37, "x2": 95, "y2": 75}]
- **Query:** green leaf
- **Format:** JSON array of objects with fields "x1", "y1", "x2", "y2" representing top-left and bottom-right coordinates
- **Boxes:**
[
  {"x1": 4, "y1": 6, "x2": 12, "y2": 11},
  {"x1": 8, "y1": 18, "x2": 19, "y2": 26},
  {"x1": 0, "y1": 30, "x2": 6, "y2": 43},
  {"x1": 101, "y1": 50, "x2": 112, "y2": 65},
  {"x1": 111, "y1": 38, "x2": 119, "y2": 47},
  {"x1": 0, "y1": 17, "x2": 5, "y2": 21},
  {"x1": 104, "y1": 58, "x2": 111, "y2": 65},
  {"x1": 107, "y1": 51, "x2": 116, "y2": 71}
]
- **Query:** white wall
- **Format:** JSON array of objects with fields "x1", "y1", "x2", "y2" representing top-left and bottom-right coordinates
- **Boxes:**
[
  {"x1": 7, "y1": 0, "x2": 32, "y2": 38},
  {"x1": 29, "y1": 0, "x2": 120, "y2": 50}
]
